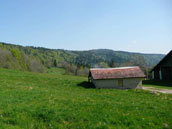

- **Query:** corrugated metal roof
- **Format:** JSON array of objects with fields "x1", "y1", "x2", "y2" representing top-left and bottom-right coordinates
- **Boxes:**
[{"x1": 89, "y1": 66, "x2": 145, "y2": 80}]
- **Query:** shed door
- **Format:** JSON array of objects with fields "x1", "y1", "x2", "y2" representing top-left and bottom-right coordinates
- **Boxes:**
[{"x1": 118, "y1": 79, "x2": 123, "y2": 87}]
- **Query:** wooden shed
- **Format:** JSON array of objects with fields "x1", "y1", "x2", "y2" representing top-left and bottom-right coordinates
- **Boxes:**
[
  {"x1": 88, "y1": 66, "x2": 145, "y2": 89},
  {"x1": 150, "y1": 50, "x2": 172, "y2": 80}
]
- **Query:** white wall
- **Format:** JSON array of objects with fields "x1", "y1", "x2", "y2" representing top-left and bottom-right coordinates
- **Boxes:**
[
  {"x1": 152, "y1": 71, "x2": 154, "y2": 79},
  {"x1": 159, "y1": 69, "x2": 162, "y2": 80},
  {"x1": 92, "y1": 78, "x2": 142, "y2": 89}
]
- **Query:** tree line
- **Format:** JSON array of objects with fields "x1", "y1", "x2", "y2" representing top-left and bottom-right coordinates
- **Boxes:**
[{"x1": 0, "y1": 42, "x2": 163, "y2": 76}]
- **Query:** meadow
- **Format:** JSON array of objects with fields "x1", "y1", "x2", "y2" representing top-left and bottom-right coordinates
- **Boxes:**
[{"x1": 0, "y1": 68, "x2": 172, "y2": 129}]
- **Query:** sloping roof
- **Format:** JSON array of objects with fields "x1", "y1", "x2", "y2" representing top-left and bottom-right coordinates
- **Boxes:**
[
  {"x1": 150, "y1": 50, "x2": 172, "y2": 72},
  {"x1": 89, "y1": 66, "x2": 145, "y2": 80}
]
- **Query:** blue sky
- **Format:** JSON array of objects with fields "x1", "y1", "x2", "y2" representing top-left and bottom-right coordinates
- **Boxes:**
[{"x1": 0, "y1": 0, "x2": 172, "y2": 54}]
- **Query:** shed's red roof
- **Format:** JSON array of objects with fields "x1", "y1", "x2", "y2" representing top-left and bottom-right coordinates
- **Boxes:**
[{"x1": 89, "y1": 66, "x2": 145, "y2": 80}]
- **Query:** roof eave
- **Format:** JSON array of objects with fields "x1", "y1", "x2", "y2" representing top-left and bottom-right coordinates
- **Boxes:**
[
  {"x1": 92, "y1": 76, "x2": 146, "y2": 80},
  {"x1": 150, "y1": 50, "x2": 172, "y2": 73}
]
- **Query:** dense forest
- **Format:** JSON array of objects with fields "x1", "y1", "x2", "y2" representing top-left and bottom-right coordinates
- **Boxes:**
[{"x1": 0, "y1": 42, "x2": 164, "y2": 75}]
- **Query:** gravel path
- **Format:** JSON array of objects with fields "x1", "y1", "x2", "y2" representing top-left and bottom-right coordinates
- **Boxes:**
[{"x1": 142, "y1": 87, "x2": 172, "y2": 94}]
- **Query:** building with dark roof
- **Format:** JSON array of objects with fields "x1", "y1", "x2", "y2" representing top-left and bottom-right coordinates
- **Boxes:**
[
  {"x1": 150, "y1": 50, "x2": 172, "y2": 80},
  {"x1": 88, "y1": 66, "x2": 145, "y2": 89}
]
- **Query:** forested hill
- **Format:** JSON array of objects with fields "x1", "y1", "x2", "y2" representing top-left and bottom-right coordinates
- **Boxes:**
[{"x1": 0, "y1": 42, "x2": 164, "y2": 74}]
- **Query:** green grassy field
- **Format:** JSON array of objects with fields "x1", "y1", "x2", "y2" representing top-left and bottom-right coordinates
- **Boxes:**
[{"x1": 0, "y1": 68, "x2": 172, "y2": 129}]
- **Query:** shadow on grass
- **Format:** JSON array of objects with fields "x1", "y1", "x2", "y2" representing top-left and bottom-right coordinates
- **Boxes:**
[
  {"x1": 143, "y1": 80, "x2": 172, "y2": 87},
  {"x1": 77, "y1": 81, "x2": 95, "y2": 89}
]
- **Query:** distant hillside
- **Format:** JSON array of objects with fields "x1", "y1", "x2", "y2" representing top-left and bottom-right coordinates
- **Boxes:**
[
  {"x1": 0, "y1": 42, "x2": 165, "y2": 73},
  {"x1": 73, "y1": 49, "x2": 164, "y2": 67}
]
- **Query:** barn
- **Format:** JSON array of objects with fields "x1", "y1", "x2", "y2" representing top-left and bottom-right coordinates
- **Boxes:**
[
  {"x1": 150, "y1": 50, "x2": 172, "y2": 80},
  {"x1": 88, "y1": 66, "x2": 145, "y2": 89}
]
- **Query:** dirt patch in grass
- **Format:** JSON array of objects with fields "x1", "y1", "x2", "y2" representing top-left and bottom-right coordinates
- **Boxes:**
[{"x1": 142, "y1": 86, "x2": 172, "y2": 94}]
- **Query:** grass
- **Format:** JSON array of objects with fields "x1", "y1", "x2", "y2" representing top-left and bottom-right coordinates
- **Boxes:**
[
  {"x1": 143, "y1": 80, "x2": 172, "y2": 89},
  {"x1": 46, "y1": 67, "x2": 66, "y2": 75},
  {"x1": 0, "y1": 68, "x2": 172, "y2": 129}
]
